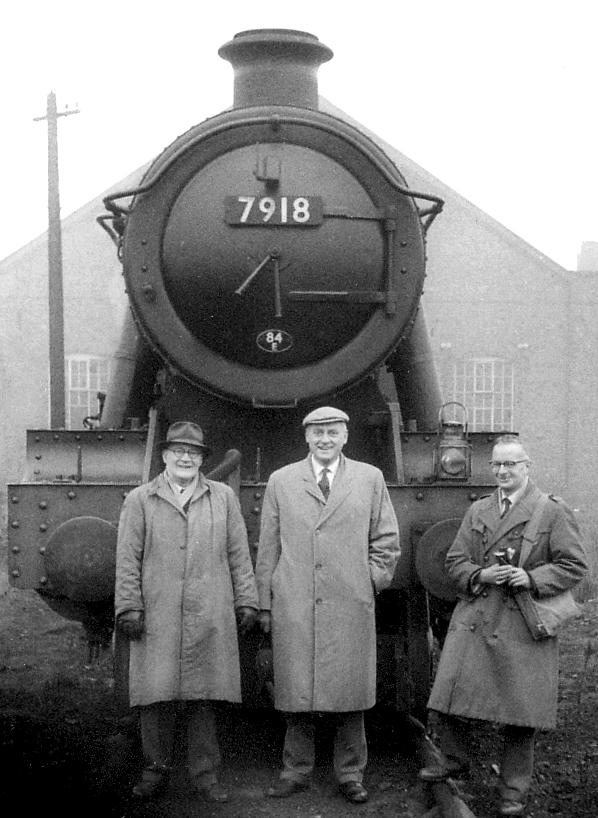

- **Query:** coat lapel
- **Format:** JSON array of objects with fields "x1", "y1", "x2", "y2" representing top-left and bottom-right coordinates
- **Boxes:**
[
  {"x1": 190, "y1": 476, "x2": 209, "y2": 503},
  {"x1": 483, "y1": 482, "x2": 541, "y2": 552},
  {"x1": 317, "y1": 456, "x2": 353, "y2": 525},
  {"x1": 300, "y1": 456, "x2": 325, "y2": 505},
  {"x1": 300, "y1": 455, "x2": 354, "y2": 523}
]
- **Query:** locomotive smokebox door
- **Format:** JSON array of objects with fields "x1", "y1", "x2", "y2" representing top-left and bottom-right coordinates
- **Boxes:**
[{"x1": 115, "y1": 28, "x2": 438, "y2": 407}]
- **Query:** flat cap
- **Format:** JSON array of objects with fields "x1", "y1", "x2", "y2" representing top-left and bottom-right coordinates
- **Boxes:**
[{"x1": 302, "y1": 406, "x2": 349, "y2": 426}]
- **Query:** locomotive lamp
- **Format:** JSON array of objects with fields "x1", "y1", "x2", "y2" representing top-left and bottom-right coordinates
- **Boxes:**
[{"x1": 433, "y1": 402, "x2": 471, "y2": 481}]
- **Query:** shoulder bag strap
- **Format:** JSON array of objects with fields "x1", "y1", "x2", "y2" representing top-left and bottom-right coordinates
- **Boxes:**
[{"x1": 518, "y1": 492, "x2": 549, "y2": 567}]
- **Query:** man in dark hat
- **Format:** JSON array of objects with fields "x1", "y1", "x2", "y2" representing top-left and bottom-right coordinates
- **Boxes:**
[
  {"x1": 256, "y1": 407, "x2": 400, "y2": 804},
  {"x1": 115, "y1": 421, "x2": 258, "y2": 802}
]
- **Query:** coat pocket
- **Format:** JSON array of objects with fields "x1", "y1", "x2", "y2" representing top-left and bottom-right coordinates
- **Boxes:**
[{"x1": 447, "y1": 599, "x2": 487, "y2": 633}]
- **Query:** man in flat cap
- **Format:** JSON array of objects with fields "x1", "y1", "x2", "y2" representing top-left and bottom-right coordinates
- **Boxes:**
[
  {"x1": 256, "y1": 407, "x2": 400, "y2": 803},
  {"x1": 115, "y1": 421, "x2": 258, "y2": 803}
]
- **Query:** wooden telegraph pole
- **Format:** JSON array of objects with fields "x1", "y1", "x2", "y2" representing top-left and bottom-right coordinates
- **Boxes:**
[{"x1": 34, "y1": 92, "x2": 79, "y2": 428}]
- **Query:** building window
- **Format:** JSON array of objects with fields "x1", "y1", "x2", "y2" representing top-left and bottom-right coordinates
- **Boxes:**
[
  {"x1": 66, "y1": 355, "x2": 111, "y2": 429},
  {"x1": 449, "y1": 358, "x2": 515, "y2": 432}
]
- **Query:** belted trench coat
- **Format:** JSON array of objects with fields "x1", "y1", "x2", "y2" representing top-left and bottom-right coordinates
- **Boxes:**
[
  {"x1": 427, "y1": 482, "x2": 588, "y2": 729},
  {"x1": 115, "y1": 472, "x2": 258, "y2": 708},
  {"x1": 255, "y1": 455, "x2": 400, "y2": 713}
]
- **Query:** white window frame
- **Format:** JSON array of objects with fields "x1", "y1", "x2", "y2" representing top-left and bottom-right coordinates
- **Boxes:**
[
  {"x1": 66, "y1": 355, "x2": 111, "y2": 430},
  {"x1": 450, "y1": 358, "x2": 515, "y2": 432}
]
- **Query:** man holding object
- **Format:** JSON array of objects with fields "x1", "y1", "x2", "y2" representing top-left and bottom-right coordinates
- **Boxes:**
[{"x1": 421, "y1": 434, "x2": 588, "y2": 816}]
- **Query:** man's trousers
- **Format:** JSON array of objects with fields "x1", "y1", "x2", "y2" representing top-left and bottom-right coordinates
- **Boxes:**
[
  {"x1": 434, "y1": 711, "x2": 536, "y2": 801},
  {"x1": 280, "y1": 711, "x2": 367, "y2": 784},
  {"x1": 139, "y1": 700, "x2": 221, "y2": 786}
]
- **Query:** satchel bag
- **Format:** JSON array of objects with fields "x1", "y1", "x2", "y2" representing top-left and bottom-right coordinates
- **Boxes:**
[
  {"x1": 515, "y1": 492, "x2": 580, "y2": 640},
  {"x1": 515, "y1": 587, "x2": 579, "y2": 640}
]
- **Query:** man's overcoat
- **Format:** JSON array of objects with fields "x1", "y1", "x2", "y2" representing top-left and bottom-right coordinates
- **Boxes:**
[
  {"x1": 115, "y1": 472, "x2": 258, "y2": 707},
  {"x1": 255, "y1": 454, "x2": 400, "y2": 713},
  {"x1": 427, "y1": 482, "x2": 588, "y2": 729}
]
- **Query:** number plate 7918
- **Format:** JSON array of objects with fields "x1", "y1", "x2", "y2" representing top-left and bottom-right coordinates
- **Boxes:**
[{"x1": 225, "y1": 196, "x2": 323, "y2": 226}]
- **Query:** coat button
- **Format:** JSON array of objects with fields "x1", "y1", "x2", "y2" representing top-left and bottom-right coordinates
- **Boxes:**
[
  {"x1": 315, "y1": 598, "x2": 322, "y2": 604},
  {"x1": 470, "y1": 624, "x2": 476, "y2": 631},
  {"x1": 315, "y1": 563, "x2": 322, "y2": 569},
  {"x1": 482, "y1": 591, "x2": 488, "y2": 598}
]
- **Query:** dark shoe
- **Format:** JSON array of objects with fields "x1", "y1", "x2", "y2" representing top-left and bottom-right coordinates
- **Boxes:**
[
  {"x1": 197, "y1": 782, "x2": 229, "y2": 803},
  {"x1": 339, "y1": 781, "x2": 369, "y2": 803},
  {"x1": 267, "y1": 778, "x2": 309, "y2": 798},
  {"x1": 132, "y1": 767, "x2": 167, "y2": 799},
  {"x1": 498, "y1": 801, "x2": 525, "y2": 816},
  {"x1": 419, "y1": 761, "x2": 469, "y2": 782}
]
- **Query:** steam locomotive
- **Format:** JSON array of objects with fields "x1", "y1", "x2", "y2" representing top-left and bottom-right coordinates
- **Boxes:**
[{"x1": 7, "y1": 29, "x2": 498, "y2": 721}]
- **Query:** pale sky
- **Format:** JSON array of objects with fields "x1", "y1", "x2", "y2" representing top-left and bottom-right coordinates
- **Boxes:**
[{"x1": 1, "y1": 0, "x2": 595, "y2": 269}]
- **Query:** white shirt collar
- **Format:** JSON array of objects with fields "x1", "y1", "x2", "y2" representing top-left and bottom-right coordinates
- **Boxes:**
[{"x1": 311, "y1": 455, "x2": 340, "y2": 481}]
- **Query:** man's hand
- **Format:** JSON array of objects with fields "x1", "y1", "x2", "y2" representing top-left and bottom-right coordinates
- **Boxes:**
[
  {"x1": 479, "y1": 564, "x2": 532, "y2": 589},
  {"x1": 479, "y1": 564, "x2": 514, "y2": 586},
  {"x1": 236, "y1": 607, "x2": 257, "y2": 635},
  {"x1": 117, "y1": 610, "x2": 144, "y2": 641},
  {"x1": 258, "y1": 610, "x2": 272, "y2": 634},
  {"x1": 507, "y1": 567, "x2": 532, "y2": 589}
]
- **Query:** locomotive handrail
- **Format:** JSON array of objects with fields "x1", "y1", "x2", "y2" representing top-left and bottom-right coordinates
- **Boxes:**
[
  {"x1": 99, "y1": 111, "x2": 444, "y2": 233},
  {"x1": 96, "y1": 212, "x2": 128, "y2": 248}
]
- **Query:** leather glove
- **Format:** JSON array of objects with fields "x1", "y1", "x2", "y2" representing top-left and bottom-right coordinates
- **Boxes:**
[
  {"x1": 258, "y1": 610, "x2": 272, "y2": 634},
  {"x1": 236, "y1": 607, "x2": 257, "y2": 635},
  {"x1": 117, "y1": 610, "x2": 144, "y2": 641}
]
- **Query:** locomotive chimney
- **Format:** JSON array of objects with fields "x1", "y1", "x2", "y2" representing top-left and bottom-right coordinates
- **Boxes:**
[{"x1": 218, "y1": 29, "x2": 333, "y2": 110}]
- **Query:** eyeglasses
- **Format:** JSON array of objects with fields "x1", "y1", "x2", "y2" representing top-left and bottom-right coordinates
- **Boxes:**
[
  {"x1": 489, "y1": 460, "x2": 528, "y2": 469},
  {"x1": 168, "y1": 447, "x2": 203, "y2": 460}
]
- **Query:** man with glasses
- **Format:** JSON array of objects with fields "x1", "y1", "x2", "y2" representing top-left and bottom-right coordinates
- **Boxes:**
[
  {"x1": 420, "y1": 434, "x2": 588, "y2": 816},
  {"x1": 115, "y1": 421, "x2": 258, "y2": 802}
]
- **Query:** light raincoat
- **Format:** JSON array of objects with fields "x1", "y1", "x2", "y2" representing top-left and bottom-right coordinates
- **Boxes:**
[
  {"x1": 428, "y1": 482, "x2": 588, "y2": 729},
  {"x1": 256, "y1": 455, "x2": 400, "y2": 712},
  {"x1": 115, "y1": 472, "x2": 258, "y2": 707}
]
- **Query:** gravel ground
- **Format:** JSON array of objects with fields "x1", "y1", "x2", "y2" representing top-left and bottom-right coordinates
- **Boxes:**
[{"x1": 2, "y1": 579, "x2": 598, "y2": 818}]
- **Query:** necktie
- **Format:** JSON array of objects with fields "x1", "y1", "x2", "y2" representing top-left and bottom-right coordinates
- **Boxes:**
[
  {"x1": 318, "y1": 468, "x2": 330, "y2": 501},
  {"x1": 501, "y1": 497, "x2": 511, "y2": 517}
]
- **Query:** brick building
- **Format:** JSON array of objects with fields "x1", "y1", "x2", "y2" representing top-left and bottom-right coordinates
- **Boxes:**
[{"x1": 1, "y1": 105, "x2": 597, "y2": 546}]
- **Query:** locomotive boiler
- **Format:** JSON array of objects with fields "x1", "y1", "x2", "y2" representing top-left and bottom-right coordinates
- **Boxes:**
[{"x1": 7, "y1": 29, "x2": 499, "y2": 721}]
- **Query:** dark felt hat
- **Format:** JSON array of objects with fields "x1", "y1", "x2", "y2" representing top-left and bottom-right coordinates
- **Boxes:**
[{"x1": 160, "y1": 421, "x2": 212, "y2": 455}]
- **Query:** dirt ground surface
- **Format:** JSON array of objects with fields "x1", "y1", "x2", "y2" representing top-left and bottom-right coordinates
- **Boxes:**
[{"x1": 2, "y1": 572, "x2": 598, "y2": 818}]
